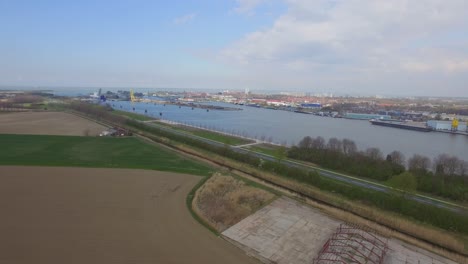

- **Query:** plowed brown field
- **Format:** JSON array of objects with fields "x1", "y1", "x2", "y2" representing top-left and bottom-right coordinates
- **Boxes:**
[
  {"x1": 0, "y1": 112, "x2": 106, "y2": 136},
  {"x1": 0, "y1": 166, "x2": 258, "y2": 264}
]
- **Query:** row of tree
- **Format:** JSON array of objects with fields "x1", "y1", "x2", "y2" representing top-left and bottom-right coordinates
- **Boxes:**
[
  {"x1": 289, "y1": 136, "x2": 468, "y2": 201},
  {"x1": 289, "y1": 136, "x2": 405, "y2": 181},
  {"x1": 408, "y1": 154, "x2": 468, "y2": 201}
]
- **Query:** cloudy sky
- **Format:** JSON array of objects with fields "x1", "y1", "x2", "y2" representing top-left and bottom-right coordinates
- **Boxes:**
[{"x1": 1, "y1": 0, "x2": 467, "y2": 96}]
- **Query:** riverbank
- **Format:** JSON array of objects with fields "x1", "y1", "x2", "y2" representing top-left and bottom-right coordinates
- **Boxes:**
[{"x1": 109, "y1": 101, "x2": 468, "y2": 162}]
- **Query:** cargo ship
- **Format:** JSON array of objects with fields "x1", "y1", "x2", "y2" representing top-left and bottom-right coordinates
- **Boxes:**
[{"x1": 369, "y1": 119, "x2": 432, "y2": 132}]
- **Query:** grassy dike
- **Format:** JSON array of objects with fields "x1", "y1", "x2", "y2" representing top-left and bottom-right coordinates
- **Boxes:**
[
  {"x1": 112, "y1": 109, "x2": 155, "y2": 121},
  {"x1": 144, "y1": 118, "x2": 253, "y2": 146}
]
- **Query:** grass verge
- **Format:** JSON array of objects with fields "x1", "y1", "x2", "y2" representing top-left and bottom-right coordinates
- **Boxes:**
[
  {"x1": 186, "y1": 175, "x2": 219, "y2": 235},
  {"x1": 188, "y1": 129, "x2": 252, "y2": 146},
  {"x1": 112, "y1": 109, "x2": 155, "y2": 121},
  {"x1": 245, "y1": 143, "x2": 282, "y2": 157}
]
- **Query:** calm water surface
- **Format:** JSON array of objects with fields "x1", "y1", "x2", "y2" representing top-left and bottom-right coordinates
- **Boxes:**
[{"x1": 111, "y1": 101, "x2": 468, "y2": 162}]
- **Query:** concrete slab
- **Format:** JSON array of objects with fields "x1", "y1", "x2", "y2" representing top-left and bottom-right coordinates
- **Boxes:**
[
  {"x1": 222, "y1": 197, "x2": 339, "y2": 264},
  {"x1": 384, "y1": 239, "x2": 458, "y2": 264},
  {"x1": 222, "y1": 196, "x2": 458, "y2": 264}
]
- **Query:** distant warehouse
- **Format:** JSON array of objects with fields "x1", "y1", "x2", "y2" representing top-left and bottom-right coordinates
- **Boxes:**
[
  {"x1": 344, "y1": 113, "x2": 391, "y2": 120},
  {"x1": 300, "y1": 103, "x2": 322, "y2": 108},
  {"x1": 427, "y1": 120, "x2": 467, "y2": 131}
]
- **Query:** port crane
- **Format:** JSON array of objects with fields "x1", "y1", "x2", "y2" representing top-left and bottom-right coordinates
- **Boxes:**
[
  {"x1": 451, "y1": 118, "x2": 458, "y2": 131},
  {"x1": 129, "y1": 89, "x2": 137, "y2": 111},
  {"x1": 130, "y1": 89, "x2": 136, "y2": 103}
]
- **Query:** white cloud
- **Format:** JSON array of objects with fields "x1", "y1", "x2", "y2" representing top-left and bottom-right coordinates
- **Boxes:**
[
  {"x1": 444, "y1": 60, "x2": 468, "y2": 73},
  {"x1": 402, "y1": 59, "x2": 468, "y2": 73},
  {"x1": 173, "y1": 13, "x2": 197, "y2": 25},
  {"x1": 234, "y1": 0, "x2": 267, "y2": 15},
  {"x1": 218, "y1": 0, "x2": 468, "y2": 95},
  {"x1": 401, "y1": 61, "x2": 434, "y2": 73}
]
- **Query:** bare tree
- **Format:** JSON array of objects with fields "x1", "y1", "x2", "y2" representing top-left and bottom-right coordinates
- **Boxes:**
[
  {"x1": 298, "y1": 136, "x2": 313, "y2": 149},
  {"x1": 433, "y1": 154, "x2": 448, "y2": 175},
  {"x1": 365, "y1": 147, "x2": 383, "y2": 161},
  {"x1": 327, "y1": 137, "x2": 342, "y2": 152},
  {"x1": 459, "y1": 160, "x2": 468, "y2": 184},
  {"x1": 446, "y1": 156, "x2": 460, "y2": 176},
  {"x1": 342, "y1": 139, "x2": 357, "y2": 155},
  {"x1": 408, "y1": 154, "x2": 431, "y2": 171},
  {"x1": 433, "y1": 154, "x2": 460, "y2": 176},
  {"x1": 458, "y1": 160, "x2": 468, "y2": 177},
  {"x1": 387, "y1": 150, "x2": 406, "y2": 167},
  {"x1": 311, "y1": 136, "x2": 326, "y2": 150}
]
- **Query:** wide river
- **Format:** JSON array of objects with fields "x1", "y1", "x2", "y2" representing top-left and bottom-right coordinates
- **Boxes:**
[{"x1": 111, "y1": 100, "x2": 468, "y2": 162}]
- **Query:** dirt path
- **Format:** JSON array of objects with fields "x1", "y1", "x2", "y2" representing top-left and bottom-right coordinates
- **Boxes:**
[
  {"x1": 0, "y1": 112, "x2": 106, "y2": 136},
  {"x1": 0, "y1": 166, "x2": 259, "y2": 264}
]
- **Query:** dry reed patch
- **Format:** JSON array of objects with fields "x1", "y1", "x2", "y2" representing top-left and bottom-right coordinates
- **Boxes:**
[{"x1": 194, "y1": 173, "x2": 276, "y2": 231}]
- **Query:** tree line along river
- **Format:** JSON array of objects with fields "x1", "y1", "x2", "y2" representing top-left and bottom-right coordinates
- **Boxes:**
[{"x1": 111, "y1": 100, "x2": 468, "y2": 163}]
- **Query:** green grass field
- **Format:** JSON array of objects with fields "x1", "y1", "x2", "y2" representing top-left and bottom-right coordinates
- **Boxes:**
[
  {"x1": 245, "y1": 143, "x2": 282, "y2": 156},
  {"x1": 0, "y1": 134, "x2": 212, "y2": 176},
  {"x1": 112, "y1": 110, "x2": 154, "y2": 121},
  {"x1": 188, "y1": 129, "x2": 252, "y2": 145}
]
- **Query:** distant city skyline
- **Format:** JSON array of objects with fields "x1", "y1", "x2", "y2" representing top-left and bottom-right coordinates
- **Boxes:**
[{"x1": 1, "y1": 1, "x2": 468, "y2": 97}]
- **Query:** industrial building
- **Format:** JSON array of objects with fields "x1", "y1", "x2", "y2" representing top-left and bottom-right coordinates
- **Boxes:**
[
  {"x1": 344, "y1": 113, "x2": 391, "y2": 120},
  {"x1": 427, "y1": 120, "x2": 467, "y2": 131},
  {"x1": 301, "y1": 103, "x2": 322, "y2": 108}
]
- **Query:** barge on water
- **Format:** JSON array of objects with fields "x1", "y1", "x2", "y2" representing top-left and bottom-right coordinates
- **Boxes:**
[{"x1": 369, "y1": 119, "x2": 432, "y2": 132}]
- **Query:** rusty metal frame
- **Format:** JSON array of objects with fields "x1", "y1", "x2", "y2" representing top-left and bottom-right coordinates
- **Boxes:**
[{"x1": 313, "y1": 223, "x2": 389, "y2": 264}]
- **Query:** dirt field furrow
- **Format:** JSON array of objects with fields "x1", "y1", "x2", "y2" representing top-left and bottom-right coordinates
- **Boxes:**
[
  {"x1": 0, "y1": 166, "x2": 259, "y2": 264},
  {"x1": 0, "y1": 112, "x2": 106, "y2": 136}
]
